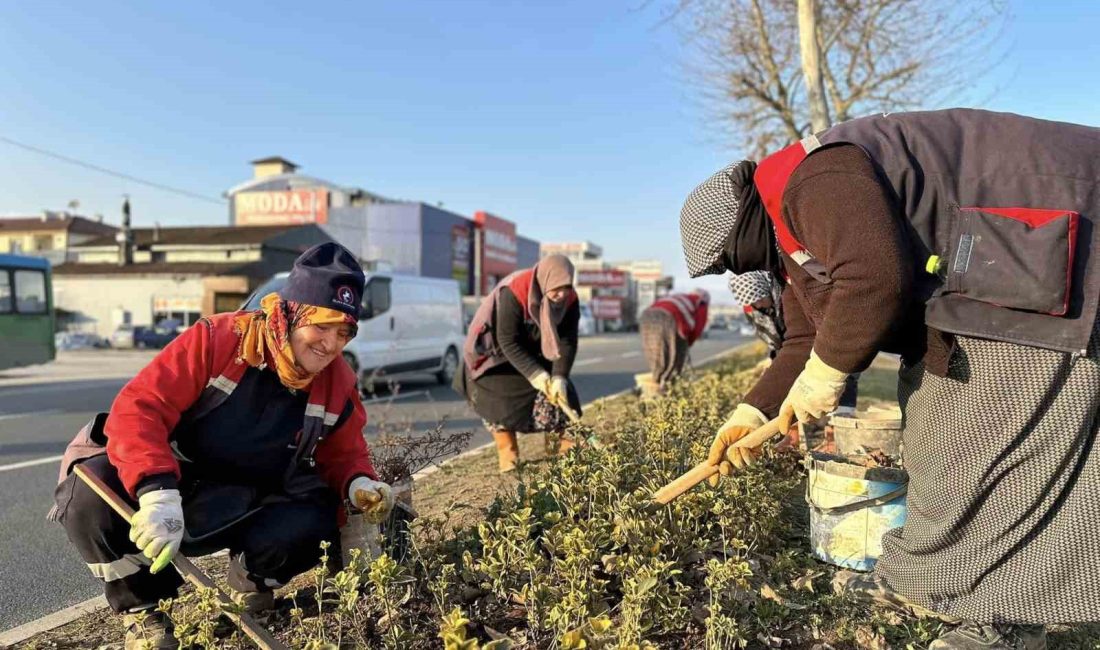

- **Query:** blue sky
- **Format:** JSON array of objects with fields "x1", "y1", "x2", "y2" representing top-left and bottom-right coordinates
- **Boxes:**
[{"x1": 1, "y1": 0, "x2": 1098, "y2": 297}]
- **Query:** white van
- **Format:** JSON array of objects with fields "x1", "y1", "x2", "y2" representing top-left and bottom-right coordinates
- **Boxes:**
[{"x1": 243, "y1": 272, "x2": 465, "y2": 392}]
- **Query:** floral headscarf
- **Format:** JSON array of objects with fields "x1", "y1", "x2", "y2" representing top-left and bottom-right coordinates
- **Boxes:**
[{"x1": 234, "y1": 293, "x2": 357, "y2": 390}]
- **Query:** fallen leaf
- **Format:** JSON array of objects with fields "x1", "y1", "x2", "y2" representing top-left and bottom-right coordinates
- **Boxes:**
[
  {"x1": 760, "y1": 582, "x2": 784, "y2": 604},
  {"x1": 791, "y1": 570, "x2": 825, "y2": 593},
  {"x1": 855, "y1": 625, "x2": 889, "y2": 650}
]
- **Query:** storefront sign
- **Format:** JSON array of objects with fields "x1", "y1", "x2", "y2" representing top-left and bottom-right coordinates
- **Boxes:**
[
  {"x1": 451, "y1": 224, "x2": 471, "y2": 293},
  {"x1": 153, "y1": 295, "x2": 202, "y2": 312},
  {"x1": 577, "y1": 269, "x2": 627, "y2": 288},
  {"x1": 475, "y1": 211, "x2": 518, "y2": 294},
  {"x1": 235, "y1": 189, "x2": 329, "y2": 225},
  {"x1": 591, "y1": 296, "x2": 624, "y2": 320}
]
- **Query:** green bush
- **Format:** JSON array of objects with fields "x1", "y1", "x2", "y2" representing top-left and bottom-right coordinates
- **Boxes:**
[{"x1": 135, "y1": 358, "x2": 1100, "y2": 649}]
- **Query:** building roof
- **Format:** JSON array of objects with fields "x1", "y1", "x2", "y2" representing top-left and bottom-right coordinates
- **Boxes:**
[
  {"x1": 52, "y1": 260, "x2": 275, "y2": 279},
  {"x1": 77, "y1": 224, "x2": 306, "y2": 248},
  {"x1": 250, "y1": 156, "x2": 299, "y2": 168},
  {"x1": 0, "y1": 214, "x2": 117, "y2": 236}
]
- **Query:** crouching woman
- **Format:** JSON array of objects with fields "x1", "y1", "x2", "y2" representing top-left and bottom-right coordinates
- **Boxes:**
[
  {"x1": 454, "y1": 254, "x2": 583, "y2": 473},
  {"x1": 49, "y1": 242, "x2": 394, "y2": 650}
]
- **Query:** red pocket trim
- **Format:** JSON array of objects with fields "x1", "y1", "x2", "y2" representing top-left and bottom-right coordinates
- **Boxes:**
[{"x1": 960, "y1": 207, "x2": 1079, "y2": 316}]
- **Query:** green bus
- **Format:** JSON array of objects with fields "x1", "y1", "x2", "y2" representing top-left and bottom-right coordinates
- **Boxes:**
[{"x1": 0, "y1": 253, "x2": 55, "y2": 371}]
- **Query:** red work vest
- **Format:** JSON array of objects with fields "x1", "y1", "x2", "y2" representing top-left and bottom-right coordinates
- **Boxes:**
[{"x1": 649, "y1": 293, "x2": 708, "y2": 345}]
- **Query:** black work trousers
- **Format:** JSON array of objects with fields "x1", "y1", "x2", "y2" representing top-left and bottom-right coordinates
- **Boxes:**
[{"x1": 54, "y1": 455, "x2": 338, "y2": 613}]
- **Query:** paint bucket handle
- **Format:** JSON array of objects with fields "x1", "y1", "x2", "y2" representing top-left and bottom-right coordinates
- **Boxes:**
[{"x1": 805, "y1": 482, "x2": 908, "y2": 516}]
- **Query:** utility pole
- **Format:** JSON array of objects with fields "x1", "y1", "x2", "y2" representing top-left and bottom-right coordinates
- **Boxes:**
[{"x1": 798, "y1": 0, "x2": 831, "y2": 132}]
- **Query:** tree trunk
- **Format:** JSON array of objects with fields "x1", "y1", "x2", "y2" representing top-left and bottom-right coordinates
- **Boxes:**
[{"x1": 797, "y1": 0, "x2": 831, "y2": 132}]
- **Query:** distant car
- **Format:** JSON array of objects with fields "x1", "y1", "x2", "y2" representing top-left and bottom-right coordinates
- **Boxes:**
[
  {"x1": 711, "y1": 315, "x2": 729, "y2": 330},
  {"x1": 110, "y1": 324, "x2": 136, "y2": 348},
  {"x1": 578, "y1": 303, "x2": 596, "y2": 337},
  {"x1": 54, "y1": 332, "x2": 109, "y2": 350},
  {"x1": 134, "y1": 323, "x2": 181, "y2": 349},
  {"x1": 110, "y1": 322, "x2": 180, "y2": 349}
]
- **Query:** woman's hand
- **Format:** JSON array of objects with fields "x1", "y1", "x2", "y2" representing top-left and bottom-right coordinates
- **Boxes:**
[
  {"x1": 349, "y1": 477, "x2": 396, "y2": 524},
  {"x1": 547, "y1": 376, "x2": 571, "y2": 407}
]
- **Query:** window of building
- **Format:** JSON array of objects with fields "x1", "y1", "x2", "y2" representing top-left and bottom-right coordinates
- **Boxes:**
[
  {"x1": 0, "y1": 272, "x2": 11, "y2": 313},
  {"x1": 14, "y1": 269, "x2": 47, "y2": 313},
  {"x1": 33, "y1": 235, "x2": 54, "y2": 251}
]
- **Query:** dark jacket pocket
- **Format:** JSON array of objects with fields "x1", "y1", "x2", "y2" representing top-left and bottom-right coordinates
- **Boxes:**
[
  {"x1": 181, "y1": 482, "x2": 261, "y2": 541},
  {"x1": 944, "y1": 206, "x2": 1078, "y2": 316}
]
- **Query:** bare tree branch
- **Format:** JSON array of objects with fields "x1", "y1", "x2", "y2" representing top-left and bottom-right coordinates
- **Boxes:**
[{"x1": 669, "y1": 0, "x2": 1009, "y2": 157}]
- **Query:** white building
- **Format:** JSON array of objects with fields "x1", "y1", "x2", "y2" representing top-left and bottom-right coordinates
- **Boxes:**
[{"x1": 54, "y1": 223, "x2": 331, "y2": 337}]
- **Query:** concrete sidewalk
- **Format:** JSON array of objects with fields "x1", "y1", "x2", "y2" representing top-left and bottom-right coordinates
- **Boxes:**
[{"x1": 0, "y1": 350, "x2": 156, "y2": 389}]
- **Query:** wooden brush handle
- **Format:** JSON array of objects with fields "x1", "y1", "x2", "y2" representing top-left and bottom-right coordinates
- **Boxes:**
[
  {"x1": 73, "y1": 465, "x2": 290, "y2": 650},
  {"x1": 650, "y1": 417, "x2": 786, "y2": 505},
  {"x1": 651, "y1": 462, "x2": 720, "y2": 505},
  {"x1": 730, "y1": 417, "x2": 785, "y2": 449}
]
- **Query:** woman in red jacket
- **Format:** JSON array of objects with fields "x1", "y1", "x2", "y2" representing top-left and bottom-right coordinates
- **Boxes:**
[{"x1": 51, "y1": 242, "x2": 393, "y2": 650}]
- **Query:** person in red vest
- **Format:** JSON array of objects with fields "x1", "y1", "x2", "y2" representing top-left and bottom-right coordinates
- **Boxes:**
[
  {"x1": 455, "y1": 254, "x2": 583, "y2": 473},
  {"x1": 638, "y1": 288, "x2": 710, "y2": 391},
  {"x1": 49, "y1": 243, "x2": 393, "y2": 650},
  {"x1": 680, "y1": 110, "x2": 1100, "y2": 648}
]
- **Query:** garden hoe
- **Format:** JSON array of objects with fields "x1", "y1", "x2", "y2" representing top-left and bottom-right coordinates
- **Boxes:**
[
  {"x1": 550, "y1": 393, "x2": 604, "y2": 449},
  {"x1": 73, "y1": 464, "x2": 289, "y2": 650},
  {"x1": 650, "y1": 416, "x2": 784, "y2": 505}
]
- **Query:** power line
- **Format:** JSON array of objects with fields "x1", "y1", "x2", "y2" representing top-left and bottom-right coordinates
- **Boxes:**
[{"x1": 0, "y1": 134, "x2": 227, "y2": 206}]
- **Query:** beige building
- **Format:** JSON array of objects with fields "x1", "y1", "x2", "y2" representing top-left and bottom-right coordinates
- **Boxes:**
[
  {"x1": 54, "y1": 224, "x2": 332, "y2": 337},
  {"x1": 0, "y1": 212, "x2": 117, "y2": 264}
]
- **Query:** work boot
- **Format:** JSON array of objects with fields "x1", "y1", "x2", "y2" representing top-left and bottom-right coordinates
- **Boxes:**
[
  {"x1": 930, "y1": 622, "x2": 1047, "y2": 649},
  {"x1": 493, "y1": 430, "x2": 519, "y2": 473},
  {"x1": 123, "y1": 609, "x2": 179, "y2": 650},
  {"x1": 832, "y1": 569, "x2": 959, "y2": 623},
  {"x1": 232, "y1": 588, "x2": 276, "y2": 614}
]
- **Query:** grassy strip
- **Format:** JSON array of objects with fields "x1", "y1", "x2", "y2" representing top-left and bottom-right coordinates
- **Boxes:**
[{"x1": 15, "y1": 347, "x2": 1100, "y2": 649}]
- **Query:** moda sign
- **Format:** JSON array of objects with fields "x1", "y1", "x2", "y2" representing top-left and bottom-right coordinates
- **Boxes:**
[{"x1": 235, "y1": 189, "x2": 329, "y2": 225}]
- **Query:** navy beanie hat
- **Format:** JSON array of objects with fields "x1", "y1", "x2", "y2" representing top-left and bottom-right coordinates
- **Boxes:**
[{"x1": 279, "y1": 242, "x2": 365, "y2": 317}]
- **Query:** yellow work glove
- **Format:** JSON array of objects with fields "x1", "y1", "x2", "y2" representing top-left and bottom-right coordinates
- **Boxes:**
[
  {"x1": 777, "y1": 349, "x2": 849, "y2": 432},
  {"x1": 547, "y1": 376, "x2": 570, "y2": 407},
  {"x1": 349, "y1": 476, "x2": 396, "y2": 524},
  {"x1": 529, "y1": 371, "x2": 551, "y2": 395},
  {"x1": 707, "y1": 403, "x2": 768, "y2": 486}
]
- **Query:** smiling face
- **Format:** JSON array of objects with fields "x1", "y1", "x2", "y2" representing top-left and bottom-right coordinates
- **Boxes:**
[{"x1": 289, "y1": 322, "x2": 354, "y2": 374}]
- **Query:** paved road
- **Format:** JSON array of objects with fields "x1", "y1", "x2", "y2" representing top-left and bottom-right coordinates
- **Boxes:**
[{"x1": 0, "y1": 330, "x2": 747, "y2": 632}]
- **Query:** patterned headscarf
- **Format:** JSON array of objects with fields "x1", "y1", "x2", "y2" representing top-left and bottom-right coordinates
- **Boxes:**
[
  {"x1": 680, "y1": 160, "x2": 755, "y2": 278},
  {"x1": 728, "y1": 271, "x2": 773, "y2": 307},
  {"x1": 234, "y1": 293, "x2": 358, "y2": 391},
  {"x1": 729, "y1": 271, "x2": 785, "y2": 352}
]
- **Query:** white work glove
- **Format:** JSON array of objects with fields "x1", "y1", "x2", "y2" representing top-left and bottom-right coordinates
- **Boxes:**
[
  {"x1": 529, "y1": 370, "x2": 551, "y2": 395},
  {"x1": 349, "y1": 476, "x2": 395, "y2": 524},
  {"x1": 707, "y1": 403, "x2": 768, "y2": 486},
  {"x1": 547, "y1": 376, "x2": 570, "y2": 407},
  {"x1": 129, "y1": 489, "x2": 184, "y2": 574},
  {"x1": 778, "y1": 349, "x2": 850, "y2": 432}
]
